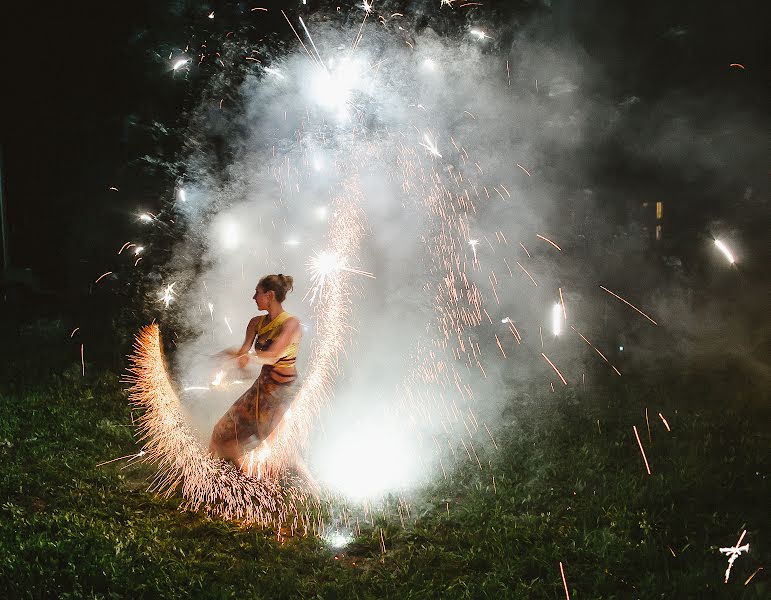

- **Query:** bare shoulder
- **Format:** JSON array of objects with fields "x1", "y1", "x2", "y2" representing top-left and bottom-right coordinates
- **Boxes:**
[
  {"x1": 283, "y1": 316, "x2": 301, "y2": 331},
  {"x1": 247, "y1": 315, "x2": 262, "y2": 329}
]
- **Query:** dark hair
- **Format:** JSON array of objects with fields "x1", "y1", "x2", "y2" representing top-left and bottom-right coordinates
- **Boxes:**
[{"x1": 258, "y1": 273, "x2": 294, "y2": 302}]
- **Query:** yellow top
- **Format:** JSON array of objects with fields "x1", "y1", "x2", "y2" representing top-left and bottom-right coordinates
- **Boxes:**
[{"x1": 254, "y1": 311, "x2": 298, "y2": 370}]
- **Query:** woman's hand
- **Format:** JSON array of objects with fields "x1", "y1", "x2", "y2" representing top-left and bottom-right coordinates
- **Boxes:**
[{"x1": 235, "y1": 353, "x2": 250, "y2": 369}]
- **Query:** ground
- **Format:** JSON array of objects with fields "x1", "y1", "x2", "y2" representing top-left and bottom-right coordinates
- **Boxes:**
[{"x1": 0, "y1": 318, "x2": 768, "y2": 598}]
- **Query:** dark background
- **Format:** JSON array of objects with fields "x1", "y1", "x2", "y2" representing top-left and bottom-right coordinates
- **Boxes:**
[{"x1": 0, "y1": 0, "x2": 767, "y2": 300}]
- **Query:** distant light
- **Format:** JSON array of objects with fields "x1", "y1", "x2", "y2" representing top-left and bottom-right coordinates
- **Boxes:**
[
  {"x1": 470, "y1": 29, "x2": 490, "y2": 40},
  {"x1": 208, "y1": 11, "x2": 215, "y2": 19},
  {"x1": 619, "y1": 346, "x2": 624, "y2": 352},
  {"x1": 178, "y1": 188, "x2": 186, "y2": 202},
  {"x1": 714, "y1": 239, "x2": 736, "y2": 264},
  {"x1": 323, "y1": 529, "x2": 354, "y2": 549},
  {"x1": 285, "y1": 237, "x2": 300, "y2": 247},
  {"x1": 551, "y1": 302, "x2": 562, "y2": 336},
  {"x1": 222, "y1": 222, "x2": 239, "y2": 250}
]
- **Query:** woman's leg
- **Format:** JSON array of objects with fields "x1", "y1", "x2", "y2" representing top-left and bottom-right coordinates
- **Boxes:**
[{"x1": 209, "y1": 382, "x2": 260, "y2": 462}]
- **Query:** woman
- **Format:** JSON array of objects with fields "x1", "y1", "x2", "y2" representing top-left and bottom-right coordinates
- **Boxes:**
[{"x1": 210, "y1": 274, "x2": 302, "y2": 464}]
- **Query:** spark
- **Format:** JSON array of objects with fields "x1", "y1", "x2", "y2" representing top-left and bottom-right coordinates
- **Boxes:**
[
  {"x1": 599, "y1": 285, "x2": 658, "y2": 325},
  {"x1": 714, "y1": 239, "x2": 736, "y2": 264},
  {"x1": 468, "y1": 239, "x2": 479, "y2": 262},
  {"x1": 744, "y1": 567, "x2": 763, "y2": 585},
  {"x1": 178, "y1": 188, "x2": 186, "y2": 202},
  {"x1": 109, "y1": 186, "x2": 119, "y2": 192},
  {"x1": 541, "y1": 353, "x2": 567, "y2": 385},
  {"x1": 470, "y1": 28, "x2": 491, "y2": 40},
  {"x1": 94, "y1": 271, "x2": 112, "y2": 284},
  {"x1": 158, "y1": 283, "x2": 176, "y2": 308},
  {"x1": 729, "y1": 63, "x2": 746, "y2": 69},
  {"x1": 305, "y1": 250, "x2": 374, "y2": 304},
  {"x1": 80, "y1": 344, "x2": 85, "y2": 376},
  {"x1": 559, "y1": 287, "x2": 567, "y2": 321},
  {"x1": 570, "y1": 325, "x2": 621, "y2": 375},
  {"x1": 208, "y1": 302, "x2": 214, "y2": 320},
  {"x1": 361, "y1": 1, "x2": 374, "y2": 14},
  {"x1": 658, "y1": 412, "x2": 671, "y2": 431},
  {"x1": 224, "y1": 317, "x2": 233, "y2": 334},
  {"x1": 420, "y1": 133, "x2": 442, "y2": 158},
  {"x1": 559, "y1": 562, "x2": 571, "y2": 600},
  {"x1": 208, "y1": 11, "x2": 215, "y2": 19},
  {"x1": 70, "y1": 327, "x2": 80, "y2": 338},
  {"x1": 720, "y1": 530, "x2": 749, "y2": 583},
  {"x1": 633, "y1": 425, "x2": 651, "y2": 475},
  {"x1": 95, "y1": 450, "x2": 146, "y2": 468},
  {"x1": 536, "y1": 233, "x2": 562, "y2": 251},
  {"x1": 515, "y1": 163, "x2": 531, "y2": 177},
  {"x1": 134, "y1": 246, "x2": 144, "y2": 256}
]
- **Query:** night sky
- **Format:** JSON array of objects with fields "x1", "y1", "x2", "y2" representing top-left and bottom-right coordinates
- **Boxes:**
[{"x1": 1, "y1": 0, "x2": 767, "y2": 295}]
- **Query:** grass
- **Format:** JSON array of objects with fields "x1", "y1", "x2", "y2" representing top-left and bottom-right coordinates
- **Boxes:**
[{"x1": 0, "y1": 318, "x2": 769, "y2": 598}]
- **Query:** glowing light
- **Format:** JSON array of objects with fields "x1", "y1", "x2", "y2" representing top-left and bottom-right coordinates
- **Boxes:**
[
  {"x1": 551, "y1": 302, "x2": 562, "y2": 336},
  {"x1": 134, "y1": 246, "x2": 144, "y2": 256},
  {"x1": 714, "y1": 239, "x2": 736, "y2": 264},
  {"x1": 323, "y1": 528, "x2": 354, "y2": 548},
  {"x1": 139, "y1": 213, "x2": 153, "y2": 222},
  {"x1": 222, "y1": 222, "x2": 239, "y2": 250},
  {"x1": 314, "y1": 416, "x2": 417, "y2": 501},
  {"x1": 178, "y1": 188, "x2": 186, "y2": 202},
  {"x1": 208, "y1": 11, "x2": 215, "y2": 19},
  {"x1": 285, "y1": 237, "x2": 300, "y2": 247},
  {"x1": 315, "y1": 206, "x2": 328, "y2": 220},
  {"x1": 158, "y1": 283, "x2": 176, "y2": 308},
  {"x1": 309, "y1": 57, "x2": 363, "y2": 116},
  {"x1": 211, "y1": 370, "x2": 226, "y2": 386},
  {"x1": 422, "y1": 58, "x2": 437, "y2": 71},
  {"x1": 470, "y1": 29, "x2": 491, "y2": 40},
  {"x1": 172, "y1": 58, "x2": 190, "y2": 71}
]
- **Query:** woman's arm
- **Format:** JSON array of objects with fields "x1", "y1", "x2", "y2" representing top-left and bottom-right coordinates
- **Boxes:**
[
  {"x1": 221, "y1": 317, "x2": 260, "y2": 369},
  {"x1": 250, "y1": 317, "x2": 300, "y2": 365}
]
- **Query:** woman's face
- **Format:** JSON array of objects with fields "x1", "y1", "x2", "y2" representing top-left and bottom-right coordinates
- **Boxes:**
[{"x1": 253, "y1": 286, "x2": 273, "y2": 311}]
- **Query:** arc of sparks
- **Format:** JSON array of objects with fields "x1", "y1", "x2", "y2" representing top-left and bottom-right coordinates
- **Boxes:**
[{"x1": 125, "y1": 182, "x2": 364, "y2": 528}]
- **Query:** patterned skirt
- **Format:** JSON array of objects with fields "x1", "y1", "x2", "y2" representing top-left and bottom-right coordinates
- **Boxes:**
[{"x1": 210, "y1": 368, "x2": 297, "y2": 453}]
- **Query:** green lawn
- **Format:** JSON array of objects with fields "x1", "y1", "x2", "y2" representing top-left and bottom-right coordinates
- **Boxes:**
[{"x1": 0, "y1": 320, "x2": 768, "y2": 598}]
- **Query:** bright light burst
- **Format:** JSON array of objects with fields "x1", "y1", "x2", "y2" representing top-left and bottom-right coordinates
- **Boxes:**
[
  {"x1": 551, "y1": 302, "x2": 563, "y2": 336},
  {"x1": 714, "y1": 239, "x2": 736, "y2": 264},
  {"x1": 158, "y1": 283, "x2": 176, "y2": 308}
]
